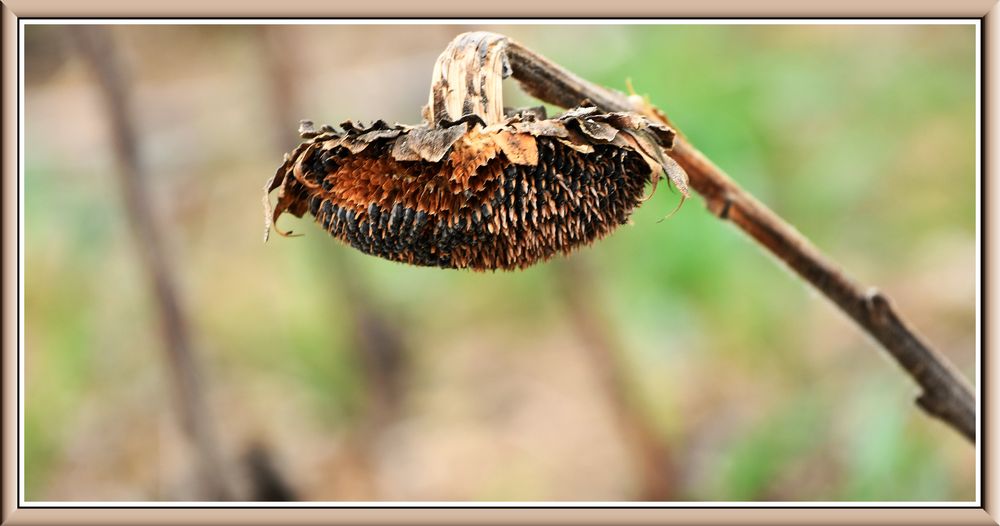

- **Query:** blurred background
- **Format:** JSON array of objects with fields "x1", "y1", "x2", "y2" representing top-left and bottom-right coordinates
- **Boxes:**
[{"x1": 22, "y1": 23, "x2": 977, "y2": 502}]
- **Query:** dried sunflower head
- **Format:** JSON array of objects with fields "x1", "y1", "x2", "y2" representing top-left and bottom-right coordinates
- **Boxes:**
[{"x1": 264, "y1": 32, "x2": 687, "y2": 271}]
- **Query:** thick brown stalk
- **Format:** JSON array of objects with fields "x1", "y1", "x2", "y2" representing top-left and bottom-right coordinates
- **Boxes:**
[{"x1": 503, "y1": 37, "x2": 975, "y2": 443}]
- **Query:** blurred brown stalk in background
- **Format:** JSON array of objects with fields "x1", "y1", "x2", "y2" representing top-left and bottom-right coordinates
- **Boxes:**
[
  {"x1": 68, "y1": 26, "x2": 235, "y2": 499},
  {"x1": 256, "y1": 26, "x2": 411, "y2": 500},
  {"x1": 556, "y1": 258, "x2": 678, "y2": 500}
]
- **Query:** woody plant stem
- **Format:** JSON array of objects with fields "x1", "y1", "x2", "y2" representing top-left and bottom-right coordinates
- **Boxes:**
[{"x1": 482, "y1": 33, "x2": 975, "y2": 443}]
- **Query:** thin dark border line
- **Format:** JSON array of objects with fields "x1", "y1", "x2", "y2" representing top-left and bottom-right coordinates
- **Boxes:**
[
  {"x1": 12, "y1": 505, "x2": 989, "y2": 509},
  {"x1": 980, "y1": 11, "x2": 988, "y2": 510},
  {"x1": 17, "y1": 15, "x2": 21, "y2": 510},
  {"x1": 16, "y1": 16, "x2": 985, "y2": 21},
  {"x1": 13, "y1": 15, "x2": 985, "y2": 511},
  {"x1": 12, "y1": 16, "x2": 986, "y2": 511}
]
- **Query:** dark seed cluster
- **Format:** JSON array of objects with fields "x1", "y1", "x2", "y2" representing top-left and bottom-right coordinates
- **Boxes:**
[
  {"x1": 266, "y1": 109, "x2": 683, "y2": 271},
  {"x1": 305, "y1": 139, "x2": 648, "y2": 269}
]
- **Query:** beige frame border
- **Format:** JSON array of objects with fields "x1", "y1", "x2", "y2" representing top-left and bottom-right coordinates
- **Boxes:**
[{"x1": 1, "y1": 1, "x2": 996, "y2": 525}]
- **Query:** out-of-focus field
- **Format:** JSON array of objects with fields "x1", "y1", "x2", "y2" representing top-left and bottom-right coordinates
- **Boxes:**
[{"x1": 23, "y1": 24, "x2": 977, "y2": 501}]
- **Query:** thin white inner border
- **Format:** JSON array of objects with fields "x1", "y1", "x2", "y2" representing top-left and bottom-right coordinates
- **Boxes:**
[{"x1": 16, "y1": 18, "x2": 982, "y2": 508}]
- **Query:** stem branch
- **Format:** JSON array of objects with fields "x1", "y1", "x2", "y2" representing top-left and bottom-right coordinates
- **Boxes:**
[{"x1": 502, "y1": 36, "x2": 975, "y2": 443}]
